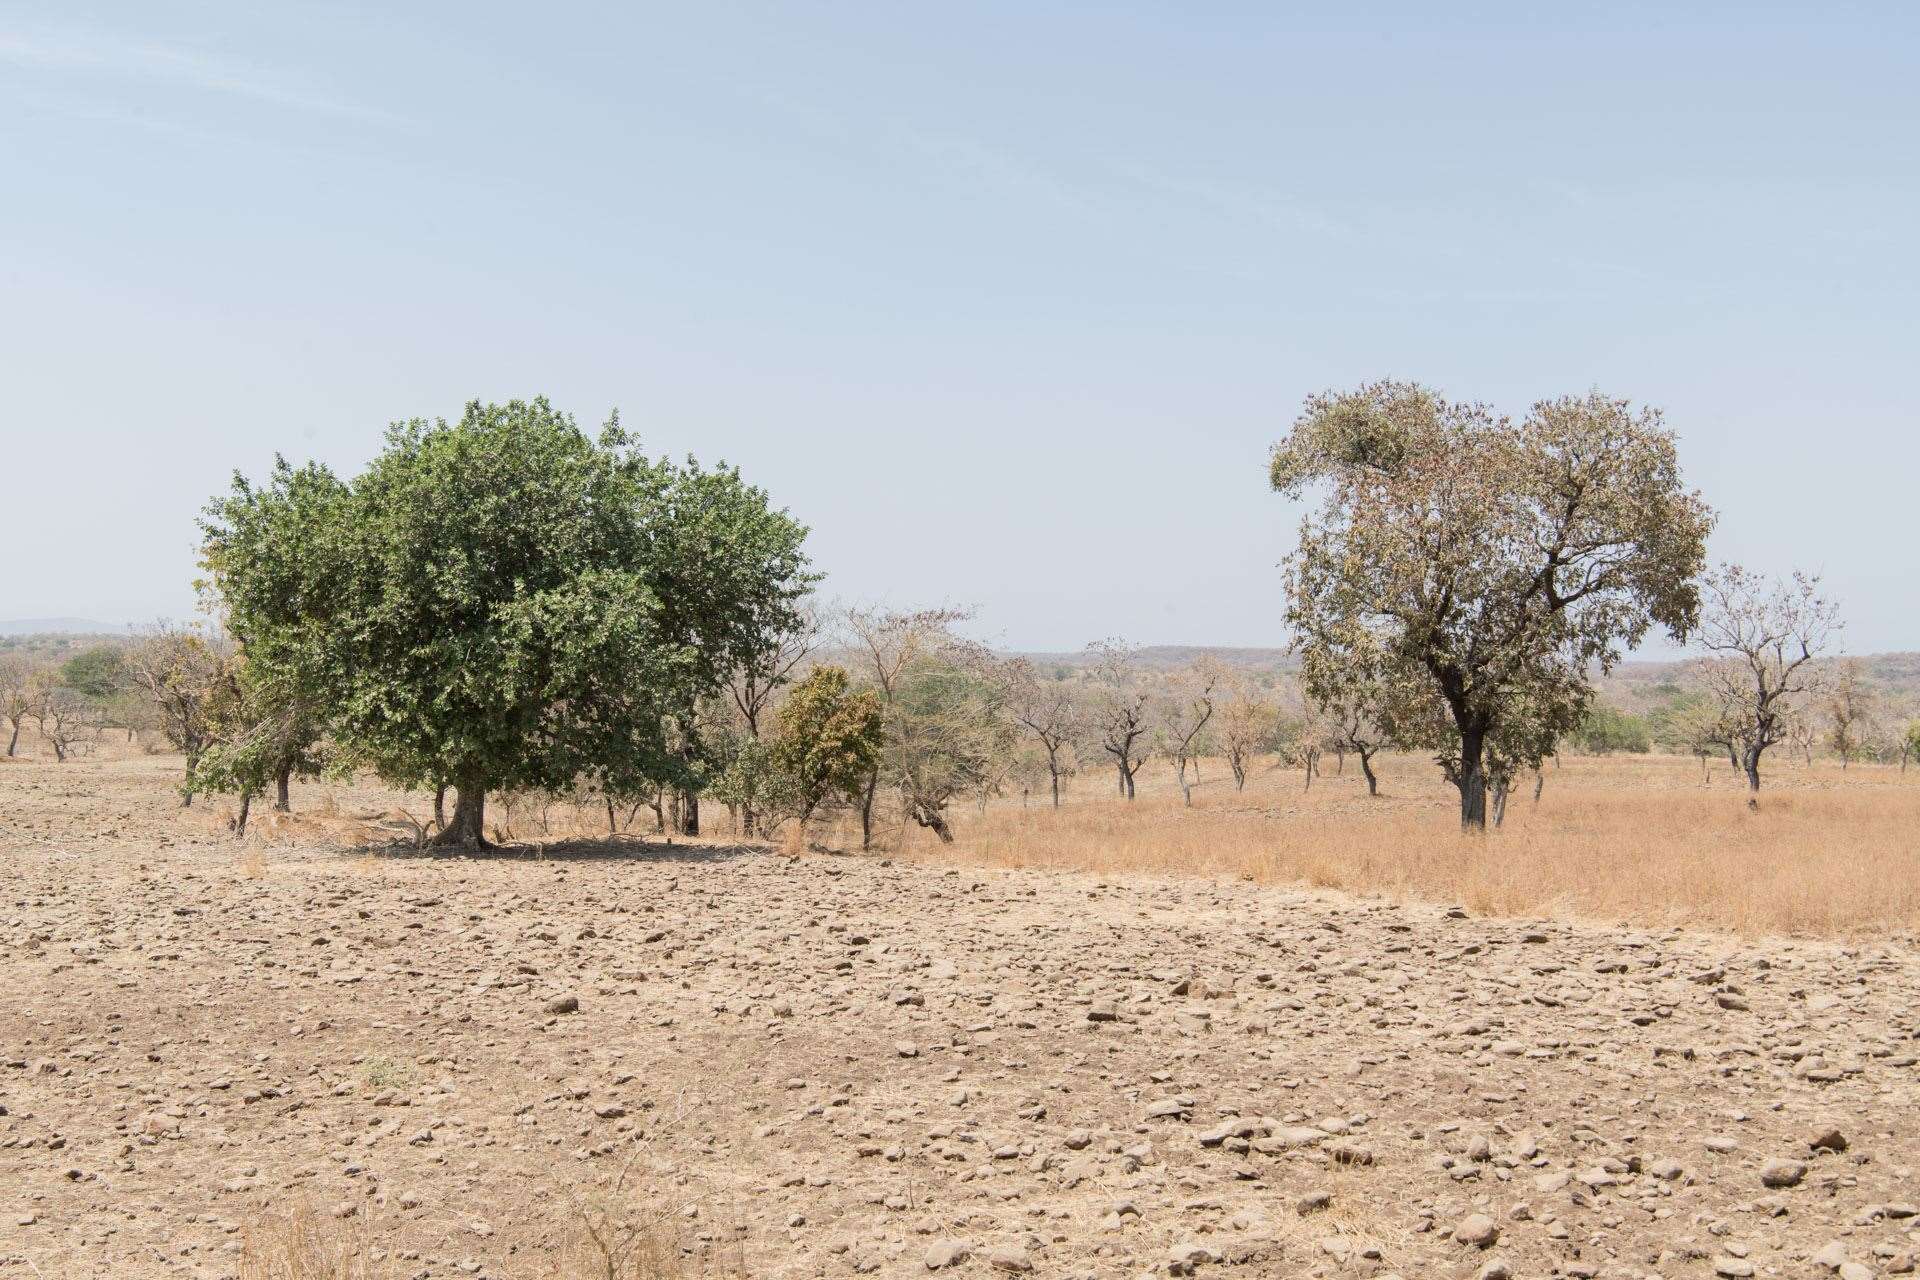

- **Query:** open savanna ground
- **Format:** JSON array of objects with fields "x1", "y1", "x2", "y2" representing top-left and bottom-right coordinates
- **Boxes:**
[
  {"x1": 3, "y1": 748, "x2": 1919, "y2": 1280},
  {"x1": 880, "y1": 750, "x2": 1920, "y2": 941}
]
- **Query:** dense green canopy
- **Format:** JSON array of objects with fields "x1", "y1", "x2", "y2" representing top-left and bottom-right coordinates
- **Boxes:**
[{"x1": 201, "y1": 397, "x2": 813, "y2": 844}]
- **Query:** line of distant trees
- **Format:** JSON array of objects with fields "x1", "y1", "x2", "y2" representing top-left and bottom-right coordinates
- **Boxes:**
[{"x1": 8, "y1": 387, "x2": 1916, "y2": 843}]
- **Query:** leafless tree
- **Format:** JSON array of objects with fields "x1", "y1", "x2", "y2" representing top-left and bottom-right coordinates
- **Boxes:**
[
  {"x1": 0, "y1": 654, "x2": 46, "y2": 757},
  {"x1": 1696, "y1": 565, "x2": 1842, "y2": 806},
  {"x1": 36, "y1": 688, "x2": 99, "y2": 762},
  {"x1": 1784, "y1": 711, "x2": 1819, "y2": 767},
  {"x1": 844, "y1": 605, "x2": 973, "y2": 847},
  {"x1": 1001, "y1": 657, "x2": 1077, "y2": 808},
  {"x1": 1084, "y1": 640, "x2": 1153, "y2": 800},
  {"x1": 1320, "y1": 690, "x2": 1390, "y2": 796},
  {"x1": 728, "y1": 602, "x2": 822, "y2": 738},
  {"x1": 1159, "y1": 661, "x2": 1220, "y2": 807}
]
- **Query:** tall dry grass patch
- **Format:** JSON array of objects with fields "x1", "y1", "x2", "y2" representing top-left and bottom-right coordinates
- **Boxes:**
[{"x1": 895, "y1": 753, "x2": 1920, "y2": 937}]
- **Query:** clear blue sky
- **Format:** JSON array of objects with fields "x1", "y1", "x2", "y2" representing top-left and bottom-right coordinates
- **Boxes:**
[{"x1": 3, "y1": 2, "x2": 1915, "y2": 652}]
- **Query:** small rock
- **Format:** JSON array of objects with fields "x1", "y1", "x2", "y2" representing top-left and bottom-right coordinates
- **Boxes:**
[
  {"x1": 1760, "y1": 1158, "x2": 1807, "y2": 1188},
  {"x1": 986, "y1": 1244, "x2": 1033, "y2": 1272},
  {"x1": 1169, "y1": 1242, "x2": 1219, "y2": 1276},
  {"x1": 924, "y1": 1240, "x2": 969, "y2": 1270}
]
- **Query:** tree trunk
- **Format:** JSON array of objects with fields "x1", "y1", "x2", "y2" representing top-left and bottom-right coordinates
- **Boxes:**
[
  {"x1": 1532, "y1": 769, "x2": 1545, "y2": 804},
  {"x1": 5, "y1": 721, "x2": 16, "y2": 756},
  {"x1": 433, "y1": 785, "x2": 446, "y2": 829},
  {"x1": 274, "y1": 767, "x2": 291, "y2": 813},
  {"x1": 1122, "y1": 761, "x2": 1136, "y2": 800},
  {"x1": 49, "y1": 735, "x2": 66, "y2": 763},
  {"x1": 860, "y1": 770, "x2": 878, "y2": 850},
  {"x1": 911, "y1": 800, "x2": 954, "y2": 843},
  {"x1": 233, "y1": 789, "x2": 253, "y2": 836},
  {"x1": 605, "y1": 796, "x2": 618, "y2": 834},
  {"x1": 1743, "y1": 743, "x2": 1763, "y2": 810},
  {"x1": 1359, "y1": 749, "x2": 1378, "y2": 797},
  {"x1": 1456, "y1": 728, "x2": 1488, "y2": 830},
  {"x1": 678, "y1": 789, "x2": 700, "y2": 837},
  {"x1": 1490, "y1": 776, "x2": 1510, "y2": 828},
  {"x1": 431, "y1": 776, "x2": 489, "y2": 847},
  {"x1": 1047, "y1": 750, "x2": 1061, "y2": 808},
  {"x1": 1177, "y1": 760, "x2": 1192, "y2": 807}
]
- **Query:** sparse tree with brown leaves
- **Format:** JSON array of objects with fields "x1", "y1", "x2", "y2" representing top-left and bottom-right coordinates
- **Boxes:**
[
  {"x1": 1824, "y1": 658, "x2": 1872, "y2": 769},
  {"x1": 127, "y1": 623, "x2": 230, "y2": 804},
  {"x1": 1272, "y1": 383, "x2": 1713, "y2": 828},
  {"x1": 0, "y1": 654, "x2": 47, "y2": 757},
  {"x1": 1216, "y1": 675, "x2": 1278, "y2": 792}
]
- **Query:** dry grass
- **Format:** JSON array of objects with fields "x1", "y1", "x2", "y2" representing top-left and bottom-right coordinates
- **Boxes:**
[
  {"x1": 239, "y1": 1204, "x2": 390, "y2": 1280},
  {"x1": 200, "y1": 740, "x2": 1918, "y2": 939},
  {"x1": 889, "y1": 752, "x2": 1920, "y2": 938},
  {"x1": 240, "y1": 1195, "x2": 717, "y2": 1280}
]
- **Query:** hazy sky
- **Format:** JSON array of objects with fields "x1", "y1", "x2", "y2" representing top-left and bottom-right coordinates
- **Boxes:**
[{"x1": 3, "y1": 2, "x2": 1915, "y2": 652}]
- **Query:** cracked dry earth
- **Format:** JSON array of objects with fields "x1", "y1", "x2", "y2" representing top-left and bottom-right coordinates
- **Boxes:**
[{"x1": 3, "y1": 761, "x2": 1919, "y2": 1280}]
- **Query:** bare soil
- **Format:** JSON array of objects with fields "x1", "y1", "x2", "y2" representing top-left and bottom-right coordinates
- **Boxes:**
[{"x1": 3, "y1": 754, "x2": 1917, "y2": 1279}]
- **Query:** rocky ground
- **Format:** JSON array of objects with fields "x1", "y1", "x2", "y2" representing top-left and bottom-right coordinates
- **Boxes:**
[{"x1": 2, "y1": 756, "x2": 1917, "y2": 1279}]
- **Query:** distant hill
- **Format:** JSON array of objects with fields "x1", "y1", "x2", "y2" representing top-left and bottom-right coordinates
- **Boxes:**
[
  {"x1": 1011, "y1": 644, "x2": 1920, "y2": 709},
  {"x1": 0, "y1": 619, "x2": 130, "y2": 637},
  {"x1": 1012, "y1": 645, "x2": 1297, "y2": 674}
]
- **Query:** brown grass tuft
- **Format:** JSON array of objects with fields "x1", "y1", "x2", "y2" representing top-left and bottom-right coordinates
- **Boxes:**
[{"x1": 239, "y1": 1204, "x2": 389, "y2": 1280}]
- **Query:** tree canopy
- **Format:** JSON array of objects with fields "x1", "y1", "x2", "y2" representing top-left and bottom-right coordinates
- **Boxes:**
[
  {"x1": 200, "y1": 397, "x2": 813, "y2": 845},
  {"x1": 1272, "y1": 382, "x2": 1713, "y2": 827}
]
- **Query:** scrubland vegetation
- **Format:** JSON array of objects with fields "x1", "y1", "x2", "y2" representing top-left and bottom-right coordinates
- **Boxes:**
[
  {"x1": 5, "y1": 385, "x2": 1917, "y2": 926},
  {"x1": 6, "y1": 386, "x2": 1919, "y2": 1278}
]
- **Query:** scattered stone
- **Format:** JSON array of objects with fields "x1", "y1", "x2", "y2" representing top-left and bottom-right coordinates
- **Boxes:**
[{"x1": 1760, "y1": 1158, "x2": 1808, "y2": 1188}]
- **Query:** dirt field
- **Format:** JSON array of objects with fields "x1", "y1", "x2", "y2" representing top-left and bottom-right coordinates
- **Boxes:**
[{"x1": 3, "y1": 752, "x2": 1919, "y2": 1279}]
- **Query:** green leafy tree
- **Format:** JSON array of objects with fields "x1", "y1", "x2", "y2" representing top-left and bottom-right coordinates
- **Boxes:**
[
  {"x1": 201, "y1": 398, "x2": 813, "y2": 847},
  {"x1": 886, "y1": 653, "x2": 1014, "y2": 842},
  {"x1": 636, "y1": 458, "x2": 817, "y2": 835},
  {"x1": 706, "y1": 729, "x2": 802, "y2": 836},
  {"x1": 1570, "y1": 702, "x2": 1653, "y2": 755},
  {"x1": 1272, "y1": 382, "x2": 1713, "y2": 828},
  {"x1": 188, "y1": 653, "x2": 329, "y2": 833},
  {"x1": 59, "y1": 645, "x2": 126, "y2": 699},
  {"x1": 1904, "y1": 720, "x2": 1920, "y2": 773},
  {"x1": 770, "y1": 665, "x2": 882, "y2": 830}
]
